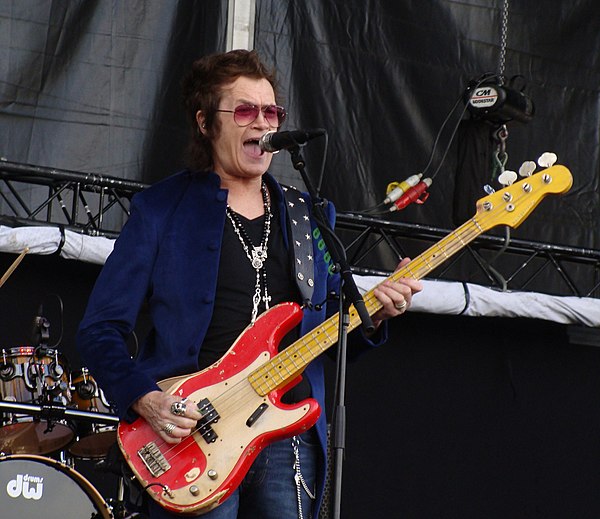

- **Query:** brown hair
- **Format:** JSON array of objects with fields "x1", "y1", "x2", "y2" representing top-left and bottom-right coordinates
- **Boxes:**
[{"x1": 181, "y1": 49, "x2": 279, "y2": 171}]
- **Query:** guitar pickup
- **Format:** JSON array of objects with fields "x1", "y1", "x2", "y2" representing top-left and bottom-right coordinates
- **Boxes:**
[
  {"x1": 246, "y1": 402, "x2": 268, "y2": 427},
  {"x1": 197, "y1": 398, "x2": 220, "y2": 444},
  {"x1": 138, "y1": 441, "x2": 171, "y2": 477}
]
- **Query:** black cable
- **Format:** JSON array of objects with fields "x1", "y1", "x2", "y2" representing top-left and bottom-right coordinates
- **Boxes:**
[
  {"x1": 458, "y1": 281, "x2": 471, "y2": 315},
  {"x1": 50, "y1": 293, "x2": 65, "y2": 349},
  {"x1": 426, "y1": 72, "x2": 500, "y2": 181},
  {"x1": 315, "y1": 132, "x2": 329, "y2": 196}
]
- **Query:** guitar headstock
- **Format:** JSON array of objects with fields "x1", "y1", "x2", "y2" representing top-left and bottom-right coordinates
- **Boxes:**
[{"x1": 474, "y1": 163, "x2": 572, "y2": 231}]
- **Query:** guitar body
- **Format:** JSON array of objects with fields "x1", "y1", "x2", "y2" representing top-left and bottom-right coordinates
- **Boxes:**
[{"x1": 118, "y1": 302, "x2": 321, "y2": 515}]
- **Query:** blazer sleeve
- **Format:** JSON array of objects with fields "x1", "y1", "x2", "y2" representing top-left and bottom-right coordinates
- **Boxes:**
[{"x1": 76, "y1": 194, "x2": 161, "y2": 420}]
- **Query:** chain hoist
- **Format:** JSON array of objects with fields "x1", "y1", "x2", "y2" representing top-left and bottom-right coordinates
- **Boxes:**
[{"x1": 498, "y1": 0, "x2": 509, "y2": 85}]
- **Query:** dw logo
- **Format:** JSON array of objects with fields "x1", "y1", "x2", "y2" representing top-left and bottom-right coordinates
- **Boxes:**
[{"x1": 6, "y1": 473, "x2": 44, "y2": 500}]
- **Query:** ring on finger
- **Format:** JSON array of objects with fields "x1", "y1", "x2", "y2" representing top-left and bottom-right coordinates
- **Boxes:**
[
  {"x1": 394, "y1": 300, "x2": 407, "y2": 310},
  {"x1": 171, "y1": 400, "x2": 187, "y2": 417},
  {"x1": 163, "y1": 422, "x2": 177, "y2": 437}
]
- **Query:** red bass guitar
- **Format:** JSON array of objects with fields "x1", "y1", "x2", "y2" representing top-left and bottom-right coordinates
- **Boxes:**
[{"x1": 118, "y1": 165, "x2": 572, "y2": 515}]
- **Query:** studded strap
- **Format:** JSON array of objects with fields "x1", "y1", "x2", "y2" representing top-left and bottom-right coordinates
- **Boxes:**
[{"x1": 282, "y1": 185, "x2": 315, "y2": 306}]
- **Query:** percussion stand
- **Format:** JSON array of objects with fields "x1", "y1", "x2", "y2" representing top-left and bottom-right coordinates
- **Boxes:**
[
  {"x1": 109, "y1": 477, "x2": 129, "y2": 519},
  {"x1": 31, "y1": 312, "x2": 51, "y2": 404},
  {"x1": 0, "y1": 401, "x2": 119, "y2": 428},
  {"x1": 58, "y1": 446, "x2": 76, "y2": 468},
  {"x1": 31, "y1": 313, "x2": 70, "y2": 434}
]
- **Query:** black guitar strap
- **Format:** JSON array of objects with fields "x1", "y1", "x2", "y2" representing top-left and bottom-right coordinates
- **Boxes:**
[{"x1": 282, "y1": 185, "x2": 315, "y2": 306}]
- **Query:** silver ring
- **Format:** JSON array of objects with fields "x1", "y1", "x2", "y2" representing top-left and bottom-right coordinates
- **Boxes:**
[
  {"x1": 394, "y1": 300, "x2": 407, "y2": 310},
  {"x1": 171, "y1": 401, "x2": 187, "y2": 417},
  {"x1": 163, "y1": 422, "x2": 177, "y2": 437}
]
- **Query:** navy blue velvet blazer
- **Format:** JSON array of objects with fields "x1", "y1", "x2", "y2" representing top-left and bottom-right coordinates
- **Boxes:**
[{"x1": 77, "y1": 169, "x2": 386, "y2": 514}]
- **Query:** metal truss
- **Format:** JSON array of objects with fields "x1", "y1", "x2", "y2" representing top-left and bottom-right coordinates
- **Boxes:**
[
  {"x1": 0, "y1": 159, "x2": 148, "y2": 238},
  {"x1": 1, "y1": 160, "x2": 598, "y2": 297},
  {"x1": 336, "y1": 213, "x2": 600, "y2": 299}
]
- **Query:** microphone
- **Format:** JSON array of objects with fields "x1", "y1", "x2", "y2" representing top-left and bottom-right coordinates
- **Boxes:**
[
  {"x1": 31, "y1": 304, "x2": 50, "y2": 349},
  {"x1": 389, "y1": 178, "x2": 432, "y2": 212},
  {"x1": 0, "y1": 360, "x2": 15, "y2": 381},
  {"x1": 77, "y1": 380, "x2": 97, "y2": 399},
  {"x1": 259, "y1": 129, "x2": 326, "y2": 152}
]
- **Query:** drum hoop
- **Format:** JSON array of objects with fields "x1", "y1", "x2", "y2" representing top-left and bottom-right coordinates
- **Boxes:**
[
  {"x1": 1, "y1": 345, "x2": 65, "y2": 359},
  {"x1": 0, "y1": 453, "x2": 113, "y2": 518}
]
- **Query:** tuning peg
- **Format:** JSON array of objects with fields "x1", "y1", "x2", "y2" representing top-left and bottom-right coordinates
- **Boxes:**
[
  {"x1": 518, "y1": 161, "x2": 537, "y2": 177},
  {"x1": 537, "y1": 152, "x2": 557, "y2": 168},
  {"x1": 483, "y1": 184, "x2": 495, "y2": 195},
  {"x1": 498, "y1": 170, "x2": 518, "y2": 186}
]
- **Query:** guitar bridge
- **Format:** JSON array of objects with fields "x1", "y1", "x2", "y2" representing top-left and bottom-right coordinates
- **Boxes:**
[
  {"x1": 138, "y1": 441, "x2": 171, "y2": 477},
  {"x1": 197, "y1": 397, "x2": 220, "y2": 444}
]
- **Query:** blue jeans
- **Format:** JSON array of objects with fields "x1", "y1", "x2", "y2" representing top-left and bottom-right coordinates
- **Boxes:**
[{"x1": 145, "y1": 430, "x2": 319, "y2": 519}]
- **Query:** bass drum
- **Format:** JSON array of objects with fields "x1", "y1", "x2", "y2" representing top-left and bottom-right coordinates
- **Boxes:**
[{"x1": 0, "y1": 454, "x2": 113, "y2": 518}]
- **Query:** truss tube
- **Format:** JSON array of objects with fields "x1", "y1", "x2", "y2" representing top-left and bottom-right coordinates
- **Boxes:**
[{"x1": 0, "y1": 160, "x2": 148, "y2": 191}]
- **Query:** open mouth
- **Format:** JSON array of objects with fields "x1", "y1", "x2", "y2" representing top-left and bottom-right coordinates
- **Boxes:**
[{"x1": 243, "y1": 137, "x2": 264, "y2": 157}]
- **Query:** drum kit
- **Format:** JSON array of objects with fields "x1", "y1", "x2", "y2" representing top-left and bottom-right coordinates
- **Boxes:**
[
  {"x1": 0, "y1": 250, "x2": 144, "y2": 517},
  {"x1": 0, "y1": 345, "x2": 126, "y2": 518}
]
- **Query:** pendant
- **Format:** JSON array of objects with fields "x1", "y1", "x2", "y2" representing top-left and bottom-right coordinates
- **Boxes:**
[
  {"x1": 251, "y1": 246, "x2": 267, "y2": 269},
  {"x1": 263, "y1": 294, "x2": 272, "y2": 309}
]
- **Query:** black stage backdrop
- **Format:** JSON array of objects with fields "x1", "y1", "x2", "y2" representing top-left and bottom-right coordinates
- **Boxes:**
[
  {"x1": 2, "y1": 1, "x2": 600, "y2": 518},
  {"x1": 1, "y1": 1, "x2": 599, "y2": 254}
]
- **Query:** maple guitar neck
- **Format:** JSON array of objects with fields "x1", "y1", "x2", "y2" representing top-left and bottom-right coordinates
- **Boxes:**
[{"x1": 248, "y1": 164, "x2": 573, "y2": 396}]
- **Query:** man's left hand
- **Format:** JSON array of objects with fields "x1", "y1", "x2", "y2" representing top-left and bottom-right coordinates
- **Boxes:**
[{"x1": 371, "y1": 257, "x2": 422, "y2": 325}]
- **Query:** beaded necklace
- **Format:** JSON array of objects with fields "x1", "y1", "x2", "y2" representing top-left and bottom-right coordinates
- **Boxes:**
[{"x1": 225, "y1": 182, "x2": 272, "y2": 324}]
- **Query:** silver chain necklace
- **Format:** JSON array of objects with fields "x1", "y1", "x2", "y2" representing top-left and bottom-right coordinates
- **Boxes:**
[{"x1": 225, "y1": 182, "x2": 272, "y2": 324}]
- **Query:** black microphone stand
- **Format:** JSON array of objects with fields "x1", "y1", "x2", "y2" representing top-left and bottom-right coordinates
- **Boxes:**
[{"x1": 286, "y1": 145, "x2": 374, "y2": 519}]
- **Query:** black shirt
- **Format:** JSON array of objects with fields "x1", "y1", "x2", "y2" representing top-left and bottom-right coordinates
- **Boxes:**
[{"x1": 200, "y1": 202, "x2": 311, "y2": 401}]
